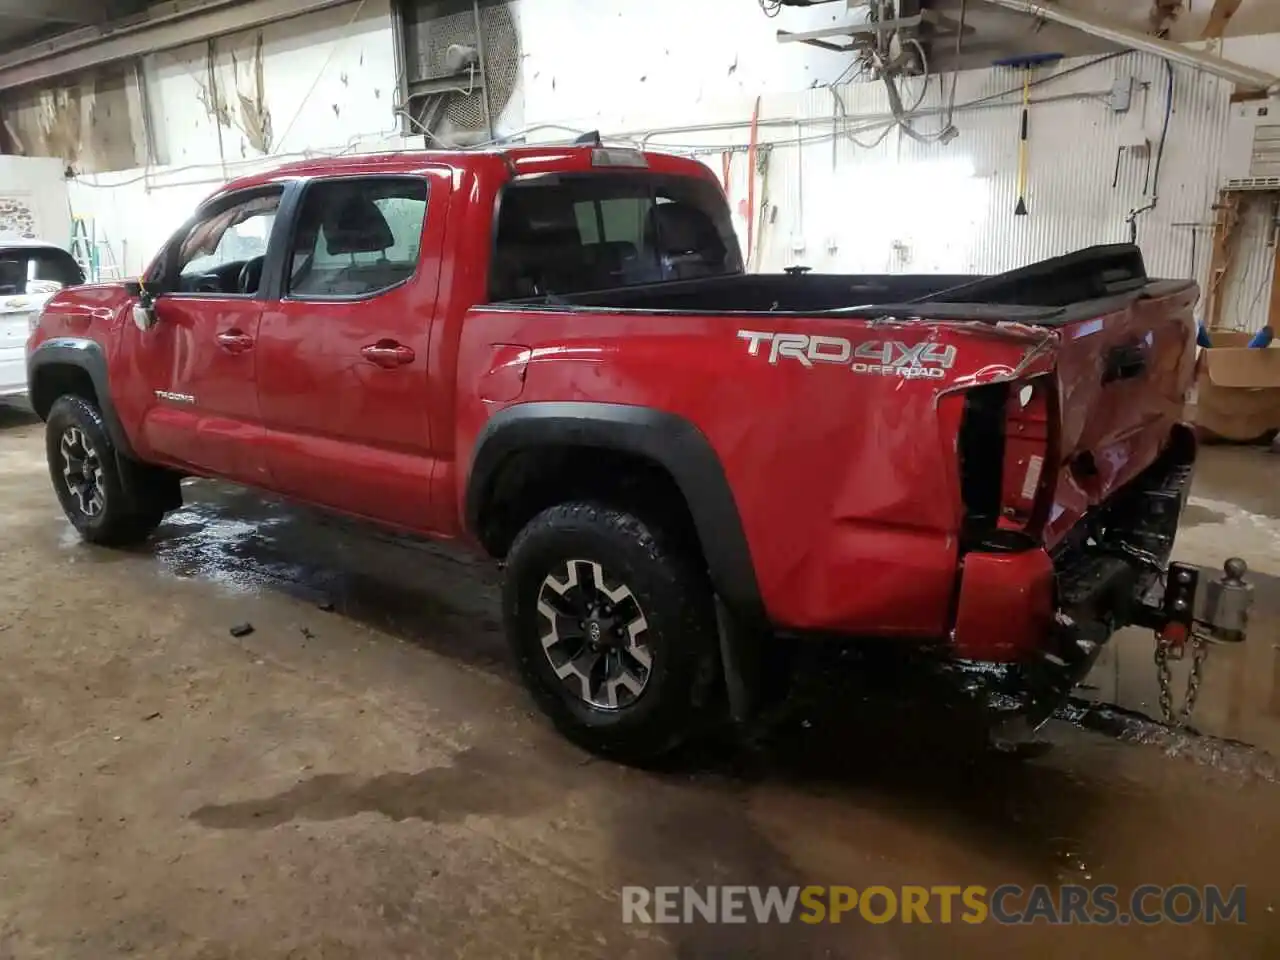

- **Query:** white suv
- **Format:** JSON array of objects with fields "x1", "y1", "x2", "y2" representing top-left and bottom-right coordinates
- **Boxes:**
[{"x1": 0, "y1": 239, "x2": 84, "y2": 402}]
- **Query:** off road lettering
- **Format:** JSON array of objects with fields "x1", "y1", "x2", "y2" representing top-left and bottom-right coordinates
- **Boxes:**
[{"x1": 738, "y1": 331, "x2": 956, "y2": 378}]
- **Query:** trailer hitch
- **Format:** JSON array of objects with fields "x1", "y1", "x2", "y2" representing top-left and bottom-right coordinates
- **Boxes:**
[
  {"x1": 1150, "y1": 558, "x2": 1251, "y2": 727},
  {"x1": 992, "y1": 556, "x2": 1253, "y2": 747}
]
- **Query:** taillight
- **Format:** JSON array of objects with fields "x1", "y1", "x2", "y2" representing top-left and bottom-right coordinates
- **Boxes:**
[
  {"x1": 998, "y1": 376, "x2": 1052, "y2": 531},
  {"x1": 957, "y1": 375, "x2": 1053, "y2": 549}
]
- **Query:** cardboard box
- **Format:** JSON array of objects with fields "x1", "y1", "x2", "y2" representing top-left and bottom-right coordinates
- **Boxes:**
[{"x1": 1193, "y1": 331, "x2": 1280, "y2": 442}]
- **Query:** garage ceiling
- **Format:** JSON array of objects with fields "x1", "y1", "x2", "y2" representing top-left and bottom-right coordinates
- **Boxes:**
[
  {"x1": 0, "y1": 0, "x2": 149, "y2": 54},
  {"x1": 0, "y1": 1, "x2": 1278, "y2": 89},
  {"x1": 928, "y1": 0, "x2": 1280, "y2": 70},
  {"x1": 774, "y1": 1, "x2": 1280, "y2": 75}
]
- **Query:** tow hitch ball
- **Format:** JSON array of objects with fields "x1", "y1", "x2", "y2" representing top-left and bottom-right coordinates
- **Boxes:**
[{"x1": 1153, "y1": 558, "x2": 1251, "y2": 727}]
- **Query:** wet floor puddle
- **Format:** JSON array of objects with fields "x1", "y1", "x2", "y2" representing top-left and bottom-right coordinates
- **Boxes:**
[{"x1": 48, "y1": 465, "x2": 1280, "y2": 779}]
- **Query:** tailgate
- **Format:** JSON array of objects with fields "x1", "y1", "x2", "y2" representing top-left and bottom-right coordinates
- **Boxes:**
[{"x1": 1041, "y1": 280, "x2": 1199, "y2": 547}]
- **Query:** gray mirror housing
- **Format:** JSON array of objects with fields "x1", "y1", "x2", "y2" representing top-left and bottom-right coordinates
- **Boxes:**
[{"x1": 132, "y1": 302, "x2": 157, "y2": 331}]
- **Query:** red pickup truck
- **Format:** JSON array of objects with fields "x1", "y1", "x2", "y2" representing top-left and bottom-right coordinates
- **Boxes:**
[{"x1": 26, "y1": 144, "x2": 1251, "y2": 759}]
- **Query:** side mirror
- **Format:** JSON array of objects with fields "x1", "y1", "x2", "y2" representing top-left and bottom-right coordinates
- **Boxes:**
[{"x1": 125, "y1": 279, "x2": 159, "y2": 330}]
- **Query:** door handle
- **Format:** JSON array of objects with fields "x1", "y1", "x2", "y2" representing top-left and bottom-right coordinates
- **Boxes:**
[
  {"x1": 1103, "y1": 342, "x2": 1147, "y2": 384},
  {"x1": 216, "y1": 330, "x2": 254, "y2": 354},
  {"x1": 361, "y1": 340, "x2": 416, "y2": 368}
]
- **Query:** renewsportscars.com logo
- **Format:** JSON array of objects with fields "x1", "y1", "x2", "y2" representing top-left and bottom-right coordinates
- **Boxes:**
[{"x1": 620, "y1": 884, "x2": 1248, "y2": 926}]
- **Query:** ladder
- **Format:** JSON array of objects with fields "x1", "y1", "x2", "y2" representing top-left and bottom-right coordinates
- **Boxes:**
[{"x1": 69, "y1": 217, "x2": 122, "y2": 283}]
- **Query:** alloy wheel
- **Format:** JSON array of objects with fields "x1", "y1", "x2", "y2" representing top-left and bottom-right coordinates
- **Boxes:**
[
  {"x1": 60, "y1": 426, "x2": 106, "y2": 518},
  {"x1": 536, "y1": 559, "x2": 653, "y2": 710}
]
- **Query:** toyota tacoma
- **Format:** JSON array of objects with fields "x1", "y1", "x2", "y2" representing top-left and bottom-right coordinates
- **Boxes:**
[{"x1": 26, "y1": 144, "x2": 1252, "y2": 760}]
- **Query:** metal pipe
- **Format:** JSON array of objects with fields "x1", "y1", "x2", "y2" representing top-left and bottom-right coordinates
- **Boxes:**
[
  {"x1": 207, "y1": 39, "x2": 227, "y2": 183},
  {"x1": 633, "y1": 88, "x2": 1114, "y2": 149},
  {"x1": 777, "y1": 15, "x2": 924, "y2": 43},
  {"x1": 472, "y1": 0, "x2": 493, "y2": 141},
  {"x1": 978, "y1": 0, "x2": 1279, "y2": 94},
  {"x1": 389, "y1": 0, "x2": 411, "y2": 137},
  {"x1": 133, "y1": 56, "x2": 157, "y2": 168}
]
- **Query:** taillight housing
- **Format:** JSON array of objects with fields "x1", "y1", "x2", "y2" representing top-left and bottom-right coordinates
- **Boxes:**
[
  {"x1": 957, "y1": 375, "x2": 1053, "y2": 550},
  {"x1": 998, "y1": 376, "x2": 1052, "y2": 530}
]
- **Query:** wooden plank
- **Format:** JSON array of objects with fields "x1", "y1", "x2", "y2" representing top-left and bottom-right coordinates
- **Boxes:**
[
  {"x1": 1203, "y1": 0, "x2": 1245, "y2": 40},
  {"x1": 1207, "y1": 191, "x2": 1242, "y2": 331},
  {"x1": 1268, "y1": 219, "x2": 1280, "y2": 331}
]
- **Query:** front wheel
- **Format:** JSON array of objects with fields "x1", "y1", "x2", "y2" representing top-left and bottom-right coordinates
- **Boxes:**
[
  {"x1": 502, "y1": 502, "x2": 721, "y2": 763},
  {"x1": 45, "y1": 395, "x2": 168, "y2": 546}
]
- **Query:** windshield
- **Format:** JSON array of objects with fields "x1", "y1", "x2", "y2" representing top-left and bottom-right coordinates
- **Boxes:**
[{"x1": 490, "y1": 173, "x2": 742, "y2": 301}]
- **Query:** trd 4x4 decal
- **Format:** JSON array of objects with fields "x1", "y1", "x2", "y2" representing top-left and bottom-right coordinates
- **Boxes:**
[{"x1": 737, "y1": 330, "x2": 957, "y2": 380}]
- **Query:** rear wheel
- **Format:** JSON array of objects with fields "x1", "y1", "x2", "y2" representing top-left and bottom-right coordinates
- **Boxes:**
[
  {"x1": 502, "y1": 502, "x2": 721, "y2": 763},
  {"x1": 45, "y1": 395, "x2": 170, "y2": 546}
]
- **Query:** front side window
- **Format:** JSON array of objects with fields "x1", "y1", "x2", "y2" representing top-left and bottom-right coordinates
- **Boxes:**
[
  {"x1": 490, "y1": 173, "x2": 742, "y2": 301},
  {"x1": 286, "y1": 177, "x2": 429, "y2": 299},
  {"x1": 170, "y1": 190, "x2": 281, "y2": 295}
]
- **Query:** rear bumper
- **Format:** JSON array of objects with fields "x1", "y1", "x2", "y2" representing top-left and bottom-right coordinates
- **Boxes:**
[
  {"x1": 952, "y1": 548, "x2": 1056, "y2": 662},
  {"x1": 952, "y1": 424, "x2": 1200, "y2": 663}
]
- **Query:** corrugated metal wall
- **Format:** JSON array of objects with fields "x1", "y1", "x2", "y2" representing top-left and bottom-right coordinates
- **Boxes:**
[{"x1": 638, "y1": 50, "x2": 1274, "y2": 331}]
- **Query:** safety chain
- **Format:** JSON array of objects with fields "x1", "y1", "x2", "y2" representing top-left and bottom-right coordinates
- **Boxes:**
[{"x1": 1154, "y1": 633, "x2": 1209, "y2": 728}]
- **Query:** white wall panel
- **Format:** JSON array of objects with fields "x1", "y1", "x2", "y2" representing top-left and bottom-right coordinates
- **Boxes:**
[
  {"x1": 0, "y1": 157, "x2": 71, "y2": 246},
  {"x1": 569, "y1": 43, "x2": 1274, "y2": 329},
  {"x1": 70, "y1": 0, "x2": 407, "y2": 275},
  {"x1": 144, "y1": 0, "x2": 399, "y2": 165}
]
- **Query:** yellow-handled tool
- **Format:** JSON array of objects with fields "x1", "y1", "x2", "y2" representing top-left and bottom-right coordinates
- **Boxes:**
[{"x1": 994, "y1": 52, "x2": 1063, "y2": 217}]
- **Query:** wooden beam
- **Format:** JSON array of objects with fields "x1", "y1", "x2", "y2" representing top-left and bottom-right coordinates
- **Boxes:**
[
  {"x1": 1268, "y1": 205, "x2": 1280, "y2": 331},
  {"x1": 1231, "y1": 89, "x2": 1271, "y2": 103},
  {"x1": 1202, "y1": 0, "x2": 1245, "y2": 41},
  {"x1": 1207, "y1": 190, "x2": 1243, "y2": 331}
]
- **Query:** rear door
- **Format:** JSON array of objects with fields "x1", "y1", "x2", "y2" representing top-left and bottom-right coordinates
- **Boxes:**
[
  {"x1": 126, "y1": 187, "x2": 283, "y2": 482},
  {"x1": 0, "y1": 293, "x2": 31, "y2": 397},
  {"x1": 254, "y1": 172, "x2": 446, "y2": 530}
]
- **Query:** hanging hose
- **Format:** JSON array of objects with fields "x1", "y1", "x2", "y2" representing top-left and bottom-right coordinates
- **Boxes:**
[
  {"x1": 746, "y1": 96, "x2": 760, "y2": 266},
  {"x1": 1127, "y1": 59, "x2": 1175, "y2": 242}
]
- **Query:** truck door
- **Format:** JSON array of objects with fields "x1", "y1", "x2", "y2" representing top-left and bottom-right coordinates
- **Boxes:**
[
  {"x1": 126, "y1": 187, "x2": 282, "y2": 483},
  {"x1": 254, "y1": 171, "x2": 447, "y2": 530}
]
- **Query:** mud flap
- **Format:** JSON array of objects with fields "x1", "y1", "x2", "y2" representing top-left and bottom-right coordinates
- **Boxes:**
[
  {"x1": 715, "y1": 598, "x2": 790, "y2": 723},
  {"x1": 116, "y1": 455, "x2": 183, "y2": 515},
  {"x1": 1021, "y1": 613, "x2": 1110, "y2": 729}
]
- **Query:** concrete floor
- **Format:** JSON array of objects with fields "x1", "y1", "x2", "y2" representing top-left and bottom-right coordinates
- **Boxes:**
[{"x1": 1, "y1": 405, "x2": 1279, "y2": 959}]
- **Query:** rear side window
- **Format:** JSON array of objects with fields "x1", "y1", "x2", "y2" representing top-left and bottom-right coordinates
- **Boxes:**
[
  {"x1": 490, "y1": 174, "x2": 742, "y2": 301},
  {"x1": 0, "y1": 247, "x2": 84, "y2": 293},
  {"x1": 287, "y1": 177, "x2": 428, "y2": 299}
]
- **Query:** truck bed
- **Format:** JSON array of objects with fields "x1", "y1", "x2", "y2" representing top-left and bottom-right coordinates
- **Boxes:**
[
  {"x1": 472, "y1": 242, "x2": 1200, "y2": 565},
  {"x1": 498, "y1": 244, "x2": 1193, "y2": 327}
]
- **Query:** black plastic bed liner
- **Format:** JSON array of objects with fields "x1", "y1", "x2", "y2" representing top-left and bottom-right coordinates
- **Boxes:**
[{"x1": 492, "y1": 243, "x2": 1191, "y2": 327}]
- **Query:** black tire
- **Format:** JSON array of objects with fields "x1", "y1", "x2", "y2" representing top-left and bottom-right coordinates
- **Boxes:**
[
  {"x1": 45, "y1": 395, "x2": 168, "y2": 546},
  {"x1": 503, "y1": 501, "x2": 721, "y2": 763}
]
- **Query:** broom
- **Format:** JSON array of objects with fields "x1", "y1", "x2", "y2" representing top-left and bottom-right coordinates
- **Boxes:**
[{"x1": 993, "y1": 52, "x2": 1063, "y2": 217}]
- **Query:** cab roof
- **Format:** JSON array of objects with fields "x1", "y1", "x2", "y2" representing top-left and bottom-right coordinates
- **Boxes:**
[
  {"x1": 0, "y1": 237, "x2": 68, "y2": 251},
  {"x1": 215, "y1": 144, "x2": 715, "y2": 200}
]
